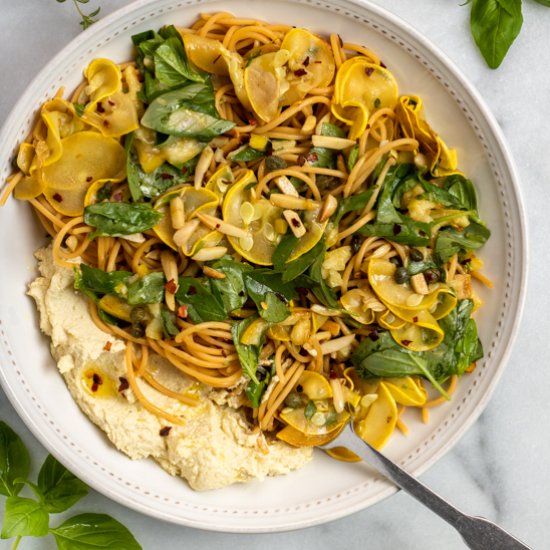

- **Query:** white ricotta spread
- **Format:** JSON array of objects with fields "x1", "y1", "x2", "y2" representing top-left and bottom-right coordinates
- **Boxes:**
[{"x1": 28, "y1": 246, "x2": 312, "y2": 490}]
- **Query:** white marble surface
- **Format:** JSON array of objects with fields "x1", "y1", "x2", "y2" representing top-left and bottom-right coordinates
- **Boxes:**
[{"x1": 1, "y1": 1, "x2": 549, "y2": 548}]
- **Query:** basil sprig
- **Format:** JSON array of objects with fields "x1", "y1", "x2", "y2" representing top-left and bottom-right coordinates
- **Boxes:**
[{"x1": 0, "y1": 421, "x2": 141, "y2": 548}]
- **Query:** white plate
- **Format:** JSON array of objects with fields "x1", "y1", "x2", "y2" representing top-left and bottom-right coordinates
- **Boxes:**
[{"x1": 0, "y1": 0, "x2": 526, "y2": 533}]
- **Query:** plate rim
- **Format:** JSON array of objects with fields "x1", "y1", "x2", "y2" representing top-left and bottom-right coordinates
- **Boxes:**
[{"x1": 0, "y1": 0, "x2": 528, "y2": 532}]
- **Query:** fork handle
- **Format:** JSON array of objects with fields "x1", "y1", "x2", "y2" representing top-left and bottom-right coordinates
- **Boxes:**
[{"x1": 337, "y1": 428, "x2": 531, "y2": 550}]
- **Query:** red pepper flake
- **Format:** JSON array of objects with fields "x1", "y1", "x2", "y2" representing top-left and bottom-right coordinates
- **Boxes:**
[
  {"x1": 165, "y1": 279, "x2": 178, "y2": 294},
  {"x1": 108, "y1": 99, "x2": 116, "y2": 107},
  {"x1": 392, "y1": 223, "x2": 402, "y2": 235},
  {"x1": 188, "y1": 285, "x2": 196, "y2": 295},
  {"x1": 368, "y1": 331, "x2": 379, "y2": 341},
  {"x1": 401, "y1": 339, "x2": 412, "y2": 347},
  {"x1": 159, "y1": 426, "x2": 172, "y2": 437},
  {"x1": 366, "y1": 124, "x2": 371, "y2": 130},
  {"x1": 113, "y1": 191, "x2": 123, "y2": 201},
  {"x1": 96, "y1": 102, "x2": 105, "y2": 113},
  {"x1": 413, "y1": 316, "x2": 419, "y2": 323},
  {"x1": 247, "y1": 118, "x2": 258, "y2": 126},
  {"x1": 118, "y1": 376, "x2": 129, "y2": 392},
  {"x1": 306, "y1": 151, "x2": 318, "y2": 163},
  {"x1": 329, "y1": 370, "x2": 338, "y2": 379},
  {"x1": 213, "y1": 53, "x2": 222, "y2": 64},
  {"x1": 314, "y1": 60, "x2": 322, "y2": 64},
  {"x1": 86, "y1": 176, "x2": 93, "y2": 183},
  {"x1": 291, "y1": 218, "x2": 301, "y2": 228},
  {"x1": 103, "y1": 341, "x2": 112, "y2": 352},
  {"x1": 297, "y1": 155, "x2": 306, "y2": 166},
  {"x1": 177, "y1": 305, "x2": 188, "y2": 319},
  {"x1": 294, "y1": 68, "x2": 307, "y2": 77},
  {"x1": 91, "y1": 383, "x2": 99, "y2": 392},
  {"x1": 365, "y1": 67, "x2": 374, "y2": 77},
  {"x1": 160, "y1": 173, "x2": 174, "y2": 180},
  {"x1": 103, "y1": 120, "x2": 110, "y2": 128},
  {"x1": 380, "y1": 60, "x2": 387, "y2": 68},
  {"x1": 52, "y1": 193, "x2": 63, "y2": 202},
  {"x1": 92, "y1": 373, "x2": 103, "y2": 385},
  {"x1": 303, "y1": 56, "x2": 310, "y2": 67},
  {"x1": 221, "y1": 348, "x2": 228, "y2": 357}
]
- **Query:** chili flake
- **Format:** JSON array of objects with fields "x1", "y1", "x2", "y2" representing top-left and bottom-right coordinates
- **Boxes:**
[{"x1": 159, "y1": 426, "x2": 172, "y2": 437}]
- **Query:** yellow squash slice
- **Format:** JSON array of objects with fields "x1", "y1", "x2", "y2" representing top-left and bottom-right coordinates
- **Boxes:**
[
  {"x1": 383, "y1": 376, "x2": 427, "y2": 407},
  {"x1": 42, "y1": 131, "x2": 126, "y2": 216}
]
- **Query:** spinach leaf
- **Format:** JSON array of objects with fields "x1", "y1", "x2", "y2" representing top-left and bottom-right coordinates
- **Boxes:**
[
  {"x1": 84, "y1": 203, "x2": 162, "y2": 237},
  {"x1": 244, "y1": 269, "x2": 295, "y2": 322},
  {"x1": 175, "y1": 277, "x2": 226, "y2": 322},
  {"x1": 309, "y1": 147, "x2": 336, "y2": 169},
  {"x1": 308, "y1": 245, "x2": 339, "y2": 308},
  {"x1": 419, "y1": 174, "x2": 478, "y2": 211},
  {"x1": 160, "y1": 307, "x2": 179, "y2": 338},
  {"x1": 332, "y1": 190, "x2": 372, "y2": 225},
  {"x1": 141, "y1": 83, "x2": 235, "y2": 140},
  {"x1": 272, "y1": 233, "x2": 299, "y2": 271},
  {"x1": 127, "y1": 272, "x2": 165, "y2": 305},
  {"x1": 231, "y1": 316, "x2": 266, "y2": 385},
  {"x1": 470, "y1": 0, "x2": 523, "y2": 69},
  {"x1": 228, "y1": 145, "x2": 266, "y2": 162},
  {"x1": 37, "y1": 455, "x2": 88, "y2": 514},
  {"x1": 352, "y1": 300, "x2": 483, "y2": 393},
  {"x1": 74, "y1": 265, "x2": 131, "y2": 299},
  {"x1": 51, "y1": 513, "x2": 142, "y2": 550},
  {"x1": 434, "y1": 220, "x2": 491, "y2": 263},
  {"x1": 154, "y1": 36, "x2": 206, "y2": 88},
  {"x1": 282, "y1": 240, "x2": 325, "y2": 283},
  {"x1": 1, "y1": 496, "x2": 49, "y2": 539},
  {"x1": 0, "y1": 421, "x2": 30, "y2": 497},
  {"x1": 347, "y1": 144, "x2": 359, "y2": 171},
  {"x1": 208, "y1": 258, "x2": 252, "y2": 313},
  {"x1": 359, "y1": 221, "x2": 431, "y2": 247},
  {"x1": 245, "y1": 366, "x2": 272, "y2": 408}
]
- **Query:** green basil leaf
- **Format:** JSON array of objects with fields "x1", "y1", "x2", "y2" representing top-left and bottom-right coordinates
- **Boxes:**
[
  {"x1": 175, "y1": 277, "x2": 226, "y2": 322},
  {"x1": 346, "y1": 144, "x2": 359, "y2": 172},
  {"x1": 245, "y1": 366, "x2": 271, "y2": 408},
  {"x1": 308, "y1": 147, "x2": 335, "y2": 169},
  {"x1": 37, "y1": 455, "x2": 89, "y2": 514},
  {"x1": 75, "y1": 265, "x2": 131, "y2": 299},
  {"x1": 470, "y1": 0, "x2": 523, "y2": 69},
  {"x1": 208, "y1": 258, "x2": 252, "y2": 313},
  {"x1": 154, "y1": 37, "x2": 204, "y2": 88},
  {"x1": 1, "y1": 496, "x2": 49, "y2": 539},
  {"x1": 84, "y1": 203, "x2": 162, "y2": 237},
  {"x1": 245, "y1": 269, "x2": 296, "y2": 301},
  {"x1": 51, "y1": 513, "x2": 142, "y2": 550},
  {"x1": 0, "y1": 421, "x2": 30, "y2": 497},
  {"x1": 358, "y1": 221, "x2": 431, "y2": 247},
  {"x1": 332, "y1": 190, "x2": 372, "y2": 225},
  {"x1": 160, "y1": 307, "x2": 179, "y2": 338},
  {"x1": 434, "y1": 220, "x2": 491, "y2": 263},
  {"x1": 227, "y1": 145, "x2": 266, "y2": 162},
  {"x1": 282, "y1": 240, "x2": 325, "y2": 283},
  {"x1": 265, "y1": 156, "x2": 288, "y2": 172},
  {"x1": 127, "y1": 272, "x2": 165, "y2": 305},
  {"x1": 272, "y1": 233, "x2": 299, "y2": 271},
  {"x1": 231, "y1": 316, "x2": 266, "y2": 385}
]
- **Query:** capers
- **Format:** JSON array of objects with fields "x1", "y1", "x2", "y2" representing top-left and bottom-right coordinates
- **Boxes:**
[
  {"x1": 131, "y1": 324, "x2": 145, "y2": 338},
  {"x1": 394, "y1": 266, "x2": 410, "y2": 285},
  {"x1": 130, "y1": 306, "x2": 149, "y2": 324},
  {"x1": 389, "y1": 255, "x2": 402, "y2": 267},
  {"x1": 409, "y1": 247, "x2": 424, "y2": 262}
]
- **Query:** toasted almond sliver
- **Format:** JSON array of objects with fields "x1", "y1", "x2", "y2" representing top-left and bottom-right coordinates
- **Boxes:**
[
  {"x1": 170, "y1": 197, "x2": 185, "y2": 230},
  {"x1": 311, "y1": 135, "x2": 356, "y2": 150},
  {"x1": 192, "y1": 246, "x2": 227, "y2": 262},
  {"x1": 203, "y1": 266, "x2": 226, "y2": 279},
  {"x1": 173, "y1": 219, "x2": 200, "y2": 248},
  {"x1": 270, "y1": 194, "x2": 318, "y2": 210},
  {"x1": 319, "y1": 195, "x2": 338, "y2": 222},
  {"x1": 319, "y1": 334, "x2": 356, "y2": 355},
  {"x1": 410, "y1": 273, "x2": 429, "y2": 295},
  {"x1": 282, "y1": 210, "x2": 306, "y2": 238},
  {"x1": 274, "y1": 175, "x2": 299, "y2": 197},
  {"x1": 196, "y1": 212, "x2": 248, "y2": 238},
  {"x1": 194, "y1": 146, "x2": 214, "y2": 189}
]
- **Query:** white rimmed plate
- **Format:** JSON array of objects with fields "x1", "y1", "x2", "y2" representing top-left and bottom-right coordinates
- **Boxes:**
[{"x1": 0, "y1": 0, "x2": 526, "y2": 533}]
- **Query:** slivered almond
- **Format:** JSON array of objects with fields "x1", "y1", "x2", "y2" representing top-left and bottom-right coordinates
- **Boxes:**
[
  {"x1": 283, "y1": 210, "x2": 306, "y2": 238},
  {"x1": 319, "y1": 334, "x2": 356, "y2": 355},
  {"x1": 194, "y1": 146, "x2": 214, "y2": 188},
  {"x1": 196, "y1": 212, "x2": 248, "y2": 238},
  {"x1": 410, "y1": 273, "x2": 429, "y2": 295},
  {"x1": 270, "y1": 194, "x2": 318, "y2": 210},
  {"x1": 274, "y1": 175, "x2": 299, "y2": 197},
  {"x1": 319, "y1": 195, "x2": 338, "y2": 222},
  {"x1": 311, "y1": 135, "x2": 356, "y2": 150},
  {"x1": 192, "y1": 246, "x2": 227, "y2": 261},
  {"x1": 173, "y1": 219, "x2": 200, "y2": 248},
  {"x1": 203, "y1": 266, "x2": 226, "y2": 279},
  {"x1": 170, "y1": 197, "x2": 185, "y2": 230}
]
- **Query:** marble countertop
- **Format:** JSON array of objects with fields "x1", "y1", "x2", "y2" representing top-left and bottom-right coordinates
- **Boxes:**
[{"x1": 1, "y1": 1, "x2": 549, "y2": 548}]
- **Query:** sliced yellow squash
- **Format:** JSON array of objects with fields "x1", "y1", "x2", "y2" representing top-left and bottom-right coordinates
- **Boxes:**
[{"x1": 383, "y1": 376, "x2": 427, "y2": 407}]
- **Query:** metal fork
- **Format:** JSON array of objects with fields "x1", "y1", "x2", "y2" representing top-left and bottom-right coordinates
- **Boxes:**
[{"x1": 319, "y1": 424, "x2": 531, "y2": 549}]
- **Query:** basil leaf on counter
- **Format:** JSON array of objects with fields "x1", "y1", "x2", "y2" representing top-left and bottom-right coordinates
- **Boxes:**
[
  {"x1": 84, "y1": 203, "x2": 162, "y2": 237},
  {"x1": 470, "y1": 0, "x2": 523, "y2": 69},
  {"x1": 37, "y1": 455, "x2": 88, "y2": 514},
  {"x1": 1, "y1": 496, "x2": 49, "y2": 539},
  {"x1": 0, "y1": 421, "x2": 30, "y2": 497},
  {"x1": 51, "y1": 513, "x2": 142, "y2": 550}
]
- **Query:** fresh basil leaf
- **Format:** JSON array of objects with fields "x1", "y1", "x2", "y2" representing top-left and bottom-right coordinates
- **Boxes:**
[
  {"x1": 1, "y1": 496, "x2": 49, "y2": 539},
  {"x1": 125, "y1": 133, "x2": 143, "y2": 202},
  {"x1": 332, "y1": 190, "x2": 372, "y2": 225},
  {"x1": 308, "y1": 147, "x2": 335, "y2": 169},
  {"x1": 320, "y1": 122, "x2": 346, "y2": 138},
  {"x1": 227, "y1": 145, "x2": 266, "y2": 162},
  {"x1": 265, "y1": 155, "x2": 288, "y2": 172},
  {"x1": 282, "y1": 240, "x2": 325, "y2": 283},
  {"x1": 347, "y1": 144, "x2": 359, "y2": 171},
  {"x1": 470, "y1": 0, "x2": 523, "y2": 69},
  {"x1": 245, "y1": 269, "x2": 296, "y2": 301},
  {"x1": 158, "y1": 25, "x2": 206, "y2": 83},
  {"x1": 407, "y1": 260, "x2": 439, "y2": 276},
  {"x1": 231, "y1": 317, "x2": 266, "y2": 385},
  {"x1": 359, "y1": 221, "x2": 431, "y2": 247},
  {"x1": 308, "y1": 245, "x2": 339, "y2": 308},
  {"x1": 84, "y1": 203, "x2": 162, "y2": 237},
  {"x1": 0, "y1": 421, "x2": 30, "y2": 497},
  {"x1": 37, "y1": 454, "x2": 88, "y2": 514},
  {"x1": 208, "y1": 258, "x2": 252, "y2": 313},
  {"x1": 160, "y1": 307, "x2": 179, "y2": 338},
  {"x1": 175, "y1": 277, "x2": 226, "y2": 322},
  {"x1": 127, "y1": 272, "x2": 165, "y2": 305},
  {"x1": 75, "y1": 265, "x2": 131, "y2": 299},
  {"x1": 51, "y1": 513, "x2": 142, "y2": 550},
  {"x1": 434, "y1": 220, "x2": 490, "y2": 263},
  {"x1": 154, "y1": 37, "x2": 204, "y2": 88},
  {"x1": 272, "y1": 233, "x2": 299, "y2": 271},
  {"x1": 245, "y1": 366, "x2": 271, "y2": 408}
]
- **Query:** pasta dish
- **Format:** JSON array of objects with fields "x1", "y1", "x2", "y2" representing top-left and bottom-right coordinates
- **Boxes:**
[{"x1": 1, "y1": 12, "x2": 491, "y2": 478}]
